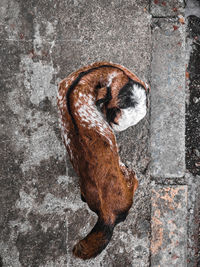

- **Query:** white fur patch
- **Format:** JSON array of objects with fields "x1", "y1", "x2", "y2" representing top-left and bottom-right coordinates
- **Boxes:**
[
  {"x1": 112, "y1": 84, "x2": 147, "y2": 132},
  {"x1": 57, "y1": 87, "x2": 72, "y2": 154}
]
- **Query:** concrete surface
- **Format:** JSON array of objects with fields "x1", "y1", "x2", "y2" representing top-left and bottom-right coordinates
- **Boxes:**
[
  {"x1": 0, "y1": 0, "x2": 200, "y2": 266},
  {"x1": 150, "y1": 18, "x2": 186, "y2": 178}
]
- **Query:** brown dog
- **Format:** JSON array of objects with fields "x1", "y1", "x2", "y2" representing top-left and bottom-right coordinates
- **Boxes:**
[{"x1": 57, "y1": 62, "x2": 149, "y2": 260}]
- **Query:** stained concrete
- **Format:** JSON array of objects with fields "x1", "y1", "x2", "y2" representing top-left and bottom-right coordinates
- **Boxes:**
[{"x1": 151, "y1": 186, "x2": 187, "y2": 266}]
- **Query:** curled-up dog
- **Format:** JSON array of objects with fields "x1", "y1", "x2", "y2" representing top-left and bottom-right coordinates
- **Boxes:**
[{"x1": 57, "y1": 62, "x2": 149, "y2": 260}]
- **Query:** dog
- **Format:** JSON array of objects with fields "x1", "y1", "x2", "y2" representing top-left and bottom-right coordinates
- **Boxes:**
[{"x1": 57, "y1": 62, "x2": 149, "y2": 260}]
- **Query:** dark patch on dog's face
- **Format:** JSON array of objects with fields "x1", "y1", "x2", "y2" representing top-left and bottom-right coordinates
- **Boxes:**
[
  {"x1": 95, "y1": 82, "x2": 102, "y2": 92},
  {"x1": 96, "y1": 98, "x2": 106, "y2": 111},
  {"x1": 96, "y1": 86, "x2": 112, "y2": 111},
  {"x1": 106, "y1": 107, "x2": 121, "y2": 125},
  {"x1": 118, "y1": 80, "x2": 141, "y2": 109}
]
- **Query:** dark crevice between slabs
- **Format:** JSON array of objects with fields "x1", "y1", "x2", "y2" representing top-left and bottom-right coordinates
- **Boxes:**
[
  {"x1": 186, "y1": 15, "x2": 200, "y2": 266},
  {"x1": 186, "y1": 15, "x2": 200, "y2": 176}
]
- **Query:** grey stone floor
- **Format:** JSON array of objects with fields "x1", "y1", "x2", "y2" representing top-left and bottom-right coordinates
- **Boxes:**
[{"x1": 0, "y1": 0, "x2": 199, "y2": 266}]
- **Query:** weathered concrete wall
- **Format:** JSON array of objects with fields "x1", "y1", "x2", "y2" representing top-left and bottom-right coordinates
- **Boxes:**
[{"x1": 0, "y1": 0, "x2": 151, "y2": 266}]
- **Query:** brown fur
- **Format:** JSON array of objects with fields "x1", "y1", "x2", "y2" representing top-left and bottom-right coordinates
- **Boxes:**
[{"x1": 57, "y1": 62, "x2": 147, "y2": 259}]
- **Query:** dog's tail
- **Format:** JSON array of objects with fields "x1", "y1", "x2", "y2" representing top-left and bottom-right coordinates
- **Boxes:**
[{"x1": 73, "y1": 217, "x2": 114, "y2": 260}]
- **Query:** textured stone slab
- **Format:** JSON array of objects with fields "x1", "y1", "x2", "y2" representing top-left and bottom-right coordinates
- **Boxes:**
[
  {"x1": 150, "y1": 18, "x2": 185, "y2": 178},
  {"x1": 151, "y1": 185, "x2": 187, "y2": 266},
  {"x1": 150, "y1": 0, "x2": 184, "y2": 17}
]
